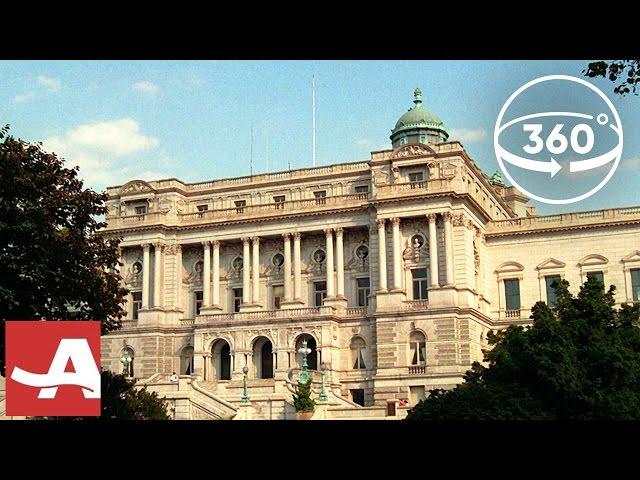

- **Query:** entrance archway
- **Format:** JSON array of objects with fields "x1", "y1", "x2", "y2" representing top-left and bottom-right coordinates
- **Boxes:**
[
  {"x1": 252, "y1": 336, "x2": 274, "y2": 379},
  {"x1": 295, "y1": 334, "x2": 317, "y2": 371},
  {"x1": 211, "y1": 339, "x2": 232, "y2": 380},
  {"x1": 180, "y1": 346, "x2": 194, "y2": 375}
]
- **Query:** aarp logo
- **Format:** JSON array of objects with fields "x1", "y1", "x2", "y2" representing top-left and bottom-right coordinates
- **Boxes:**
[{"x1": 6, "y1": 321, "x2": 101, "y2": 416}]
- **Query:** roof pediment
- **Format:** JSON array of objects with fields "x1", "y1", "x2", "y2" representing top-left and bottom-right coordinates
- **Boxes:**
[
  {"x1": 495, "y1": 261, "x2": 524, "y2": 273},
  {"x1": 390, "y1": 143, "x2": 436, "y2": 159},
  {"x1": 622, "y1": 250, "x2": 640, "y2": 263},
  {"x1": 120, "y1": 180, "x2": 155, "y2": 196},
  {"x1": 578, "y1": 254, "x2": 608, "y2": 267},
  {"x1": 536, "y1": 258, "x2": 566, "y2": 270}
]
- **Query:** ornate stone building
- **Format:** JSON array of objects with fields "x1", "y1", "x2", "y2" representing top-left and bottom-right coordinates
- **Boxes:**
[{"x1": 100, "y1": 89, "x2": 640, "y2": 419}]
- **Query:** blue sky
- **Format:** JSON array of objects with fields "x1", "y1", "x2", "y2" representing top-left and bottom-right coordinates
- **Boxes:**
[{"x1": 1, "y1": 60, "x2": 638, "y2": 214}]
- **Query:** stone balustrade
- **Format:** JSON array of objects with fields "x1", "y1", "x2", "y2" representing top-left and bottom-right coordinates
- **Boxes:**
[
  {"x1": 487, "y1": 206, "x2": 640, "y2": 235},
  {"x1": 197, "y1": 306, "x2": 335, "y2": 324}
]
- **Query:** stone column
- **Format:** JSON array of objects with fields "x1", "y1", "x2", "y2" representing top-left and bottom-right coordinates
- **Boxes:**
[
  {"x1": 443, "y1": 212, "x2": 455, "y2": 285},
  {"x1": 293, "y1": 232, "x2": 302, "y2": 301},
  {"x1": 252, "y1": 236, "x2": 261, "y2": 306},
  {"x1": 153, "y1": 242, "x2": 164, "y2": 308},
  {"x1": 212, "y1": 240, "x2": 220, "y2": 308},
  {"x1": 428, "y1": 214, "x2": 439, "y2": 287},
  {"x1": 142, "y1": 243, "x2": 151, "y2": 309},
  {"x1": 283, "y1": 233, "x2": 292, "y2": 302},
  {"x1": 202, "y1": 241, "x2": 211, "y2": 308},
  {"x1": 376, "y1": 219, "x2": 387, "y2": 292},
  {"x1": 391, "y1": 217, "x2": 402, "y2": 290},
  {"x1": 324, "y1": 228, "x2": 335, "y2": 298},
  {"x1": 174, "y1": 244, "x2": 183, "y2": 311},
  {"x1": 242, "y1": 237, "x2": 251, "y2": 304},
  {"x1": 335, "y1": 227, "x2": 345, "y2": 298}
]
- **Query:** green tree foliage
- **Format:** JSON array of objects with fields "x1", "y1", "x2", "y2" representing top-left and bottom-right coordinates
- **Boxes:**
[
  {"x1": 292, "y1": 377, "x2": 316, "y2": 412},
  {"x1": 0, "y1": 125, "x2": 128, "y2": 376},
  {"x1": 583, "y1": 60, "x2": 639, "y2": 96},
  {"x1": 407, "y1": 276, "x2": 640, "y2": 420},
  {"x1": 36, "y1": 370, "x2": 170, "y2": 420}
]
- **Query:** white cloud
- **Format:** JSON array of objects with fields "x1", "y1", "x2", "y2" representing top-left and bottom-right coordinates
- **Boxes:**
[
  {"x1": 133, "y1": 81, "x2": 160, "y2": 97},
  {"x1": 449, "y1": 128, "x2": 487, "y2": 143},
  {"x1": 37, "y1": 75, "x2": 61, "y2": 93},
  {"x1": 42, "y1": 118, "x2": 163, "y2": 188},
  {"x1": 355, "y1": 138, "x2": 371, "y2": 147},
  {"x1": 13, "y1": 92, "x2": 35, "y2": 103}
]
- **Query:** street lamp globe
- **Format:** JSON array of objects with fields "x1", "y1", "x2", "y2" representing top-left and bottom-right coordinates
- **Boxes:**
[{"x1": 242, "y1": 366, "x2": 249, "y2": 375}]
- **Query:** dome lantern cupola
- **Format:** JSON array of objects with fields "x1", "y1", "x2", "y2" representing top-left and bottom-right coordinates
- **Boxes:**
[{"x1": 390, "y1": 88, "x2": 449, "y2": 148}]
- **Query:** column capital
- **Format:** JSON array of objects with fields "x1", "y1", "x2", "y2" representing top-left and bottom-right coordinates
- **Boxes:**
[
  {"x1": 282, "y1": 232, "x2": 291, "y2": 240},
  {"x1": 175, "y1": 243, "x2": 182, "y2": 253},
  {"x1": 442, "y1": 211, "x2": 453, "y2": 221},
  {"x1": 324, "y1": 228, "x2": 333, "y2": 237},
  {"x1": 153, "y1": 241, "x2": 165, "y2": 251},
  {"x1": 211, "y1": 240, "x2": 220, "y2": 248},
  {"x1": 335, "y1": 227, "x2": 344, "y2": 237},
  {"x1": 376, "y1": 218, "x2": 386, "y2": 228},
  {"x1": 427, "y1": 213, "x2": 437, "y2": 223},
  {"x1": 391, "y1": 217, "x2": 401, "y2": 227},
  {"x1": 201, "y1": 240, "x2": 212, "y2": 247},
  {"x1": 241, "y1": 237, "x2": 251, "y2": 245},
  {"x1": 142, "y1": 243, "x2": 152, "y2": 252},
  {"x1": 292, "y1": 232, "x2": 301, "y2": 240},
  {"x1": 251, "y1": 236, "x2": 260, "y2": 245}
]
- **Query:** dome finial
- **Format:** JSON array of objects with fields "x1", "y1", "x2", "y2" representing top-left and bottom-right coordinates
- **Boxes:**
[{"x1": 413, "y1": 87, "x2": 423, "y2": 107}]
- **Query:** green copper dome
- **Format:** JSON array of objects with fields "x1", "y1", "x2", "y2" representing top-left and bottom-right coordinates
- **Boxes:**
[{"x1": 390, "y1": 88, "x2": 449, "y2": 148}]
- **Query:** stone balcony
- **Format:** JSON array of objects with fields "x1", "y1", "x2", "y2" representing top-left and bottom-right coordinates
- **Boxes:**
[
  {"x1": 373, "y1": 178, "x2": 457, "y2": 200},
  {"x1": 195, "y1": 305, "x2": 369, "y2": 325}
]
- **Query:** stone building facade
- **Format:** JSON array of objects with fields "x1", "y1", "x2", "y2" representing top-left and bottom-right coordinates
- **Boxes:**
[{"x1": 100, "y1": 90, "x2": 640, "y2": 419}]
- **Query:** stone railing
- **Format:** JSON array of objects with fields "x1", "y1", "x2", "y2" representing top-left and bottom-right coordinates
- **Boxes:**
[
  {"x1": 197, "y1": 306, "x2": 335, "y2": 323},
  {"x1": 504, "y1": 309, "x2": 521, "y2": 319},
  {"x1": 345, "y1": 307, "x2": 367, "y2": 317},
  {"x1": 488, "y1": 205, "x2": 640, "y2": 235},
  {"x1": 374, "y1": 178, "x2": 456, "y2": 200},
  {"x1": 402, "y1": 299, "x2": 429, "y2": 311},
  {"x1": 185, "y1": 162, "x2": 370, "y2": 191},
  {"x1": 408, "y1": 365, "x2": 427, "y2": 375},
  {"x1": 180, "y1": 318, "x2": 196, "y2": 325},
  {"x1": 179, "y1": 193, "x2": 369, "y2": 224},
  {"x1": 106, "y1": 211, "x2": 168, "y2": 229}
]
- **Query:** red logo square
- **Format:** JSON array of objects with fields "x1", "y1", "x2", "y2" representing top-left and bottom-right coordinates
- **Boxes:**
[{"x1": 5, "y1": 321, "x2": 101, "y2": 417}]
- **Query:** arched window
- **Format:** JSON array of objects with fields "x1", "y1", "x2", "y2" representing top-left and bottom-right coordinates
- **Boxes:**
[
  {"x1": 121, "y1": 347, "x2": 135, "y2": 377},
  {"x1": 409, "y1": 332, "x2": 426, "y2": 366},
  {"x1": 351, "y1": 337, "x2": 366, "y2": 370},
  {"x1": 180, "y1": 346, "x2": 194, "y2": 375}
]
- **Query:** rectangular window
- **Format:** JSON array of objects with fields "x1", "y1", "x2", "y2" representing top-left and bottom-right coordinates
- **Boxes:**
[
  {"x1": 504, "y1": 278, "x2": 521, "y2": 311},
  {"x1": 134, "y1": 205, "x2": 147, "y2": 215},
  {"x1": 412, "y1": 268, "x2": 428, "y2": 300},
  {"x1": 631, "y1": 268, "x2": 640, "y2": 302},
  {"x1": 314, "y1": 190, "x2": 327, "y2": 205},
  {"x1": 356, "y1": 277, "x2": 370, "y2": 307},
  {"x1": 195, "y1": 291, "x2": 203, "y2": 316},
  {"x1": 132, "y1": 291, "x2": 142, "y2": 320},
  {"x1": 234, "y1": 200, "x2": 246, "y2": 214},
  {"x1": 233, "y1": 288, "x2": 243, "y2": 313},
  {"x1": 314, "y1": 281, "x2": 327, "y2": 307},
  {"x1": 631, "y1": 269, "x2": 640, "y2": 301},
  {"x1": 355, "y1": 185, "x2": 369, "y2": 194},
  {"x1": 350, "y1": 389, "x2": 365, "y2": 407},
  {"x1": 273, "y1": 195, "x2": 285, "y2": 209},
  {"x1": 545, "y1": 275, "x2": 561, "y2": 306},
  {"x1": 587, "y1": 271, "x2": 604, "y2": 285},
  {"x1": 197, "y1": 204, "x2": 208, "y2": 212},
  {"x1": 273, "y1": 284, "x2": 284, "y2": 309},
  {"x1": 408, "y1": 171, "x2": 424, "y2": 186}
]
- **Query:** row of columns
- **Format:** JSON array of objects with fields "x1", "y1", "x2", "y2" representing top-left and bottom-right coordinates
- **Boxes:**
[
  {"x1": 376, "y1": 211, "x2": 454, "y2": 292},
  {"x1": 129, "y1": 212, "x2": 454, "y2": 312}
]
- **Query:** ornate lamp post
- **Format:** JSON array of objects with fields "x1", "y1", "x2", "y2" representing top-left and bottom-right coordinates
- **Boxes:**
[
  {"x1": 298, "y1": 339, "x2": 312, "y2": 384},
  {"x1": 240, "y1": 365, "x2": 250, "y2": 404},
  {"x1": 319, "y1": 362, "x2": 328, "y2": 401},
  {"x1": 120, "y1": 351, "x2": 132, "y2": 377}
]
